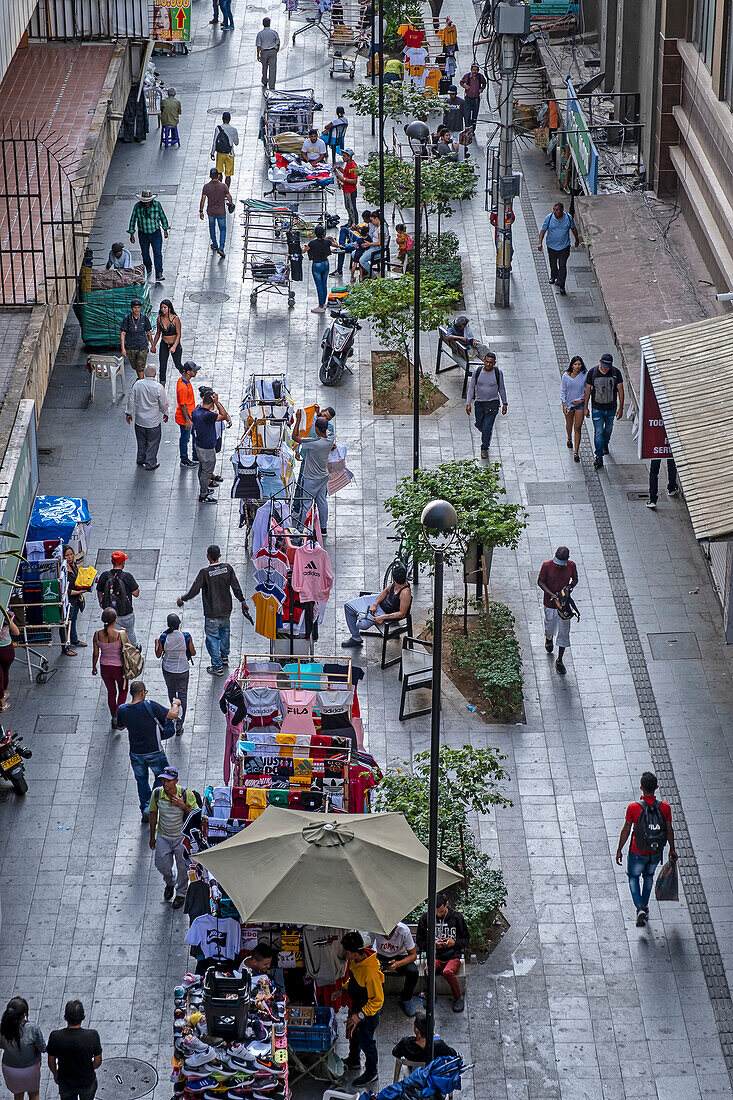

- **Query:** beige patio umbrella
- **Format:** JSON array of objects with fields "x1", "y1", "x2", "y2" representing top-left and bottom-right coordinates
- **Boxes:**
[{"x1": 194, "y1": 808, "x2": 463, "y2": 934}]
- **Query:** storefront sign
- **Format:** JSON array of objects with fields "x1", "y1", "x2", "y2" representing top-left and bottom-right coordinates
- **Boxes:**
[
  {"x1": 153, "y1": 0, "x2": 190, "y2": 41},
  {"x1": 565, "y1": 77, "x2": 598, "y2": 195},
  {"x1": 0, "y1": 401, "x2": 39, "y2": 592},
  {"x1": 638, "y1": 358, "x2": 672, "y2": 459}
]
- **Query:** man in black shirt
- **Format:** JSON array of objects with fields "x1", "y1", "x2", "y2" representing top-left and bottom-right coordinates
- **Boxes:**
[
  {"x1": 47, "y1": 1000, "x2": 102, "y2": 1100},
  {"x1": 178, "y1": 544, "x2": 250, "y2": 676},
  {"x1": 416, "y1": 893, "x2": 469, "y2": 1013},
  {"x1": 96, "y1": 550, "x2": 140, "y2": 646},
  {"x1": 116, "y1": 681, "x2": 180, "y2": 822},
  {"x1": 584, "y1": 352, "x2": 624, "y2": 469},
  {"x1": 120, "y1": 297, "x2": 153, "y2": 380},
  {"x1": 392, "y1": 1011, "x2": 458, "y2": 1064}
]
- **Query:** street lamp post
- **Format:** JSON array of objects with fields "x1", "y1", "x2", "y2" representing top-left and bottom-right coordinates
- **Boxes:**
[
  {"x1": 405, "y1": 120, "x2": 430, "y2": 483},
  {"x1": 377, "y1": 0, "x2": 385, "y2": 243},
  {"x1": 420, "y1": 498, "x2": 458, "y2": 1062}
]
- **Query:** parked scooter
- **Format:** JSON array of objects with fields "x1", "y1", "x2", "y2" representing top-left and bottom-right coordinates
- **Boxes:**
[
  {"x1": 0, "y1": 726, "x2": 30, "y2": 795},
  {"x1": 319, "y1": 309, "x2": 360, "y2": 386}
]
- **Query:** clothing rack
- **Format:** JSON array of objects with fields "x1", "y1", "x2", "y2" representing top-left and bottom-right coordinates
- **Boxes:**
[{"x1": 236, "y1": 654, "x2": 353, "y2": 690}]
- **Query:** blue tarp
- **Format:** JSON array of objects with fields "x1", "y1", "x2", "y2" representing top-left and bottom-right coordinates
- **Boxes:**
[
  {"x1": 360, "y1": 1057, "x2": 464, "y2": 1100},
  {"x1": 27, "y1": 496, "x2": 91, "y2": 543}
]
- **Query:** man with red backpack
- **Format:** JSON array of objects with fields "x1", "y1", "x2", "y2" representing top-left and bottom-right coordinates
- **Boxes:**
[{"x1": 616, "y1": 771, "x2": 677, "y2": 927}]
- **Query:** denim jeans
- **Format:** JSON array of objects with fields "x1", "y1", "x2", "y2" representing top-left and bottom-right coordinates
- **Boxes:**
[
  {"x1": 116, "y1": 611, "x2": 137, "y2": 647},
  {"x1": 297, "y1": 475, "x2": 329, "y2": 531},
  {"x1": 219, "y1": 0, "x2": 233, "y2": 25},
  {"x1": 474, "y1": 400, "x2": 499, "y2": 450},
  {"x1": 344, "y1": 594, "x2": 383, "y2": 640},
  {"x1": 465, "y1": 95, "x2": 480, "y2": 125},
  {"x1": 349, "y1": 1011, "x2": 380, "y2": 1074},
  {"x1": 204, "y1": 616, "x2": 230, "y2": 670},
  {"x1": 179, "y1": 425, "x2": 198, "y2": 462},
  {"x1": 649, "y1": 457, "x2": 677, "y2": 503},
  {"x1": 67, "y1": 601, "x2": 80, "y2": 646},
  {"x1": 208, "y1": 214, "x2": 227, "y2": 250},
  {"x1": 591, "y1": 407, "x2": 616, "y2": 458},
  {"x1": 129, "y1": 749, "x2": 169, "y2": 813},
  {"x1": 336, "y1": 227, "x2": 357, "y2": 273},
  {"x1": 627, "y1": 851, "x2": 661, "y2": 909},
  {"x1": 139, "y1": 230, "x2": 163, "y2": 277},
  {"x1": 311, "y1": 260, "x2": 330, "y2": 307}
]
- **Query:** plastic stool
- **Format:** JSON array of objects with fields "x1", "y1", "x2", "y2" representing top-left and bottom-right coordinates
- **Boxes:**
[{"x1": 160, "y1": 126, "x2": 180, "y2": 148}]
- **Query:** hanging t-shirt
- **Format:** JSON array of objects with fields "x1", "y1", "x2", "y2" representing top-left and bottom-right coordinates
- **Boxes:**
[
  {"x1": 398, "y1": 24, "x2": 424, "y2": 48},
  {"x1": 185, "y1": 914, "x2": 242, "y2": 961},
  {"x1": 280, "y1": 689, "x2": 318, "y2": 735},
  {"x1": 437, "y1": 22, "x2": 457, "y2": 47},
  {"x1": 292, "y1": 545, "x2": 334, "y2": 603},
  {"x1": 425, "y1": 67, "x2": 442, "y2": 92},
  {"x1": 243, "y1": 686, "x2": 283, "y2": 725},
  {"x1": 404, "y1": 46, "x2": 428, "y2": 82}
]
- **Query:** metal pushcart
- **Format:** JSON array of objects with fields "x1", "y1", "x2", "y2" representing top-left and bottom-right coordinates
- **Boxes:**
[
  {"x1": 327, "y1": 0, "x2": 368, "y2": 77},
  {"x1": 241, "y1": 199, "x2": 300, "y2": 308},
  {"x1": 262, "y1": 88, "x2": 320, "y2": 160}
]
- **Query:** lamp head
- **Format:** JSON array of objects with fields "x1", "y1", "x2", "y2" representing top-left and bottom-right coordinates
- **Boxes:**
[
  {"x1": 421, "y1": 499, "x2": 458, "y2": 552},
  {"x1": 405, "y1": 119, "x2": 430, "y2": 148}
]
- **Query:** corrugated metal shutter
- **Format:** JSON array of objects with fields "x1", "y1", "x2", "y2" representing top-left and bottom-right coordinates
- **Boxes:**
[{"x1": 0, "y1": 0, "x2": 41, "y2": 88}]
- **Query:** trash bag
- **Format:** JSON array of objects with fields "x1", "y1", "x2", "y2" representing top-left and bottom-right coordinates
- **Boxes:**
[{"x1": 655, "y1": 857, "x2": 679, "y2": 901}]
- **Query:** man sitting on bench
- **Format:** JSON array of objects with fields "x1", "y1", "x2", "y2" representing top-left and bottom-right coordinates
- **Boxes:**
[
  {"x1": 393, "y1": 1011, "x2": 459, "y2": 1063},
  {"x1": 374, "y1": 921, "x2": 420, "y2": 1017},
  {"x1": 341, "y1": 563, "x2": 411, "y2": 648},
  {"x1": 416, "y1": 892, "x2": 469, "y2": 1013},
  {"x1": 446, "y1": 314, "x2": 479, "y2": 357}
]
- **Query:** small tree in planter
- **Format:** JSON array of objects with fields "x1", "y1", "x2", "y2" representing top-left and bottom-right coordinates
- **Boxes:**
[
  {"x1": 384, "y1": 459, "x2": 528, "y2": 571},
  {"x1": 343, "y1": 83, "x2": 445, "y2": 124},
  {"x1": 360, "y1": 154, "x2": 477, "y2": 241}
]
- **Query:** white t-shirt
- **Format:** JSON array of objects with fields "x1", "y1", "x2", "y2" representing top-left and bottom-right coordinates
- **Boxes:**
[
  {"x1": 211, "y1": 123, "x2": 240, "y2": 157},
  {"x1": 373, "y1": 922, "x2": 415, "y2": 958},
  {"x1": 185, "y1": 915, "x2": 242, "y2": 961},
  {"x1": 302, "y1": 137, "x2": 327, "y2": 161},
  {"x1": 404, "y1": 46, "x2": 428, "y2": 68}
]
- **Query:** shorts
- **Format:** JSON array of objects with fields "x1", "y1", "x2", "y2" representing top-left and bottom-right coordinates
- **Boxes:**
[
  {"x1": 216, "y1": 152, "x2": 235, "y2": 177},
  {"x1": 544, "y1": 605, "x2": 572, "y2": 648}
]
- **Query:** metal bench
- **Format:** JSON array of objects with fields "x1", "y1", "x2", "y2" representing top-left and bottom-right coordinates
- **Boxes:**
[
  {"x1": 435, "y1": 327, "x2": 482, "y2": 399},
  {"x1": 398, "y1": 636, "x2": 433, "y2": 720},
  {"x1": 358, "y1": 589, "x2": 413, "y2": 670}
]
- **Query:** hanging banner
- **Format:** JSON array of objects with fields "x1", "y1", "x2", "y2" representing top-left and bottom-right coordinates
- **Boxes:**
[
  {"x1": 565, "y1": 77, "x2": 598, "y2": 195},
  {"x1": 638, "y1": 357, "x2": 672, "y2": 460},
  {"x1": 153, "y1": 0, "x2": 190, "y2": 41}
]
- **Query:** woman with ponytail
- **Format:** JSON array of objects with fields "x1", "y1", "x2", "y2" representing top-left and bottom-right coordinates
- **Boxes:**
[{"x1": 0, "y1": 997, "x2": 45, "y2": 1100}]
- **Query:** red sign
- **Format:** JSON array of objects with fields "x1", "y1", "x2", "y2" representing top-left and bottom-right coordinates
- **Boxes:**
[{"x1": 639, "y1": 359, "x2": 672, "y2": 460}]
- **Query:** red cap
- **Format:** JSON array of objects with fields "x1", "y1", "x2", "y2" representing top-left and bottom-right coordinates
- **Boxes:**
[{"x1": 111, "y1": 550, "x2": 127, "y2": 565}]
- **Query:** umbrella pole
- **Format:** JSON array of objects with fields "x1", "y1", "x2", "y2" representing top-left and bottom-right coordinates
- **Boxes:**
[{"x1": 425, "y1": 548, "x2": 445, "y2": 1061}]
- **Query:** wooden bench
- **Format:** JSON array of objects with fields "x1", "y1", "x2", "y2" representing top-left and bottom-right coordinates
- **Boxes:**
[
  {"x1": 383, "y1": 957, "x2": 467, "y2": 997},
  {"x1": 435, "y1": 326, "x2": 482, "y2": 399}
]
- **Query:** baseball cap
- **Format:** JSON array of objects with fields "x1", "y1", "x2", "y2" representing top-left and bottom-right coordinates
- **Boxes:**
[
  {"x1": 181, "y1": 361, "x2": 200, "y2": 373},
  {"x1": 553, "y1": 546, "x2": 570, "y2": 564},
  {"x1": 600, "y1": 353, "x2": 614, "y2": 366},
  {"x1": 130, "y1": 297, "x2": 141, "y2": 306},
  {"x1": 160, "y1": 767, "x2": 179, "y2": 781},
  {"x1": 111, "y1": 550, "x2": 128, "y2": 565},
  {"x1": 342, "y1": 148, "x2": 355, "y2": 156},
  {"x1": 449, "y1": 84, "x2": 457, "y2": 91},
  {"x1": 315, "y1": 416, "x2": 329, "y2": 433}
]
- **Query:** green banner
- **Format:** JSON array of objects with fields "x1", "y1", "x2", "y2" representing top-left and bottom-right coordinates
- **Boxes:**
[{"x1": 153, "y1": 0, "x2": 191, "y2": 43}]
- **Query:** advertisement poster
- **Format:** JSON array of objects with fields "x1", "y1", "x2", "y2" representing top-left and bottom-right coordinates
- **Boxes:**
[
  {"x1": 638, "y1": 358, "x2": 673, "y2": 460},
  {"x1": 153, "y1": 0, "x2": 190, "y2": 42}
]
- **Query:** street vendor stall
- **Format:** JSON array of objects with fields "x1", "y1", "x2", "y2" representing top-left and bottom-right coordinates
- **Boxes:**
[{"x1": 73, "y1": 263, "x2": 152, "y2": 349}]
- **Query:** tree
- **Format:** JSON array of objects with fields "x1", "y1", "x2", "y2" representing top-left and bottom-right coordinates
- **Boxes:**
[
  {"x1": 342, "y1": 82, "x2": 445, "y2": 123},
  {"x1": 360, "y1": 153, "x2": 477, "y2": 238},
  {"x1": 344, "y1": 274, "x2": 458, "y2": 371},
  {"x1": 384, "y1": 459, "x2": 528, "y2": 569}
]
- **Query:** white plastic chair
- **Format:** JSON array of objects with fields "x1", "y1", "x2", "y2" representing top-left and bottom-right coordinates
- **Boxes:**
[{"x1": 88, "y1": 355, "x2": 127, "y2": 404}]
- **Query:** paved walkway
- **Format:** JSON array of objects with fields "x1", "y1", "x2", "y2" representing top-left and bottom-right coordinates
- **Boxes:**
[{"x1": 1, "y1": 2, "x2": 733, "y2": 1098}]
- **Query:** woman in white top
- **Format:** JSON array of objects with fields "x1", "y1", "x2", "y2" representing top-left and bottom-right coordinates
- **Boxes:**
[
  {"x1": 154, "y1": 613, "x2": 195, "y2": 736},
  {"x1": 560, "y1": 355, "x2": 587, "y2": 462}
]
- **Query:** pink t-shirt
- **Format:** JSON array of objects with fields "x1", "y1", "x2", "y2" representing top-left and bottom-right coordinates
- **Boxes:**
[
  {"x1": 280, "y1": 688, "x2": 317, "y2": 735},
  {"x1": 292, "y1": 545, "x2": 334, "y2": 603}
]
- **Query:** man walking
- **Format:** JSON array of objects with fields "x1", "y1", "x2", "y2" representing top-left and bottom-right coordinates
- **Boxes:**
[
  {"x1": 465, "y1": 346, "x2": 508, "y2": 458},
  {"x1": 537, "y1": 545, "x2": 578, "y2": 676},
  {"x1": 120, "y1": 297, "x2": 153, "y2": 380},
  {"x1": 47, "y1": 1001, "x2": 102, "y2": 1100},
  {"x1": 537, "y1": 200, "x2": 579, "y2": 294},
  {"x1": 148, "y1": 766, "x2": 198, "y2": 908},
  {"x1": 116, "y1": 681, "x2": 180, "y2": 823},
  {"x1": 96, "y1": 551, "x2": 140, "y2": 647},
  {"x1": 584, "y1": 352, "x2": 624, "y2": 469},
  {"x1": 292, "y1": 411, "x2": 334, "y2": 535},
  {"x1": 616, "y1": 771, "x2": 677, "y2": 927},
  {"x1": 442, "y1": 86, "x2": 466, "y2": 147},
  {"x1": 176, "y1": 361, "x2": 199, "y2": 468},
  {"x1": 159, "y1": 87, "x2": 182, "y2": 130},
  {"x1": 211, "y1": 111, "x2": 239, "y2": 187},
  {"x1": 200, "y1": 168, "x2": 233, "y2": 257},
  {"x1": 256, "y1": 17, "x2": 280, "y2": 90},
  {"x1": 335, "y1": 149, "x2": 359, "y2": 227},
  {"x1": 126, "y1": 363, "x2": 169, "y2": 470},
  {"x1": 647, "y1": 457, "x2": 679, "y2": 509},
  {"x1": 191, "y1": 387, "x2": 231, "y2": 504},
  {"x1": 128, "y1": 189, "x2": 170, "y2": 283},
  {"x1": 178, "y1": 544, "x2": 249, "y2": 676},
  {"x1": 459, "y1": 63, "x2": 486, "y2": 127},
  {"x1": 341, "y1": 931, "x2": 384, "y2": 1089}
]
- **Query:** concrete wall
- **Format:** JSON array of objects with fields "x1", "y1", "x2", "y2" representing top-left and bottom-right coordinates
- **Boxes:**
[{"x1": 0, "y1": 0, "x2": 38, "y2": 87}]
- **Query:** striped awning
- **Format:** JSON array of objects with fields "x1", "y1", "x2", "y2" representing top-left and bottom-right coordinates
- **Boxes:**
[{"x1": 640, "y1": 314, "x2": 733, "y2": 541}]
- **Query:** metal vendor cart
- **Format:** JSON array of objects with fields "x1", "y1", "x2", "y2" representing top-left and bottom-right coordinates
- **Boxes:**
[
  {"x1": 261, "y1": 88, "x2": 320, "y2": 160},
  {"x1": 241, "y1": 199, "x2": 300, "y2": 308}
]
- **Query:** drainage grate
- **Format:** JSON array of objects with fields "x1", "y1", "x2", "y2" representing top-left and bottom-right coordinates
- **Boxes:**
[
  {"x1": 188, "y1": 291, "x2": 230, "y2": 304},
  {"x1": 572, "y1": 315, "x2": 603, "y2": 324},
  {"x1": 525, "y1": 481, "x2": 588, "y2": 506},
  {"x1": 95, "y1": 549, "x2": 160, "y2": 579},
  {"x1": 520, "y1": 162, "x2": 733, "y2": 1084},
  {"x1": 626, "y1": 490, "x2": 650, "y2": 500},
  {"x1": 38, "y1": 447, "x2": 61, "y2": 467},
  {"x1": 648, "y1": 632, "x2": 702, "y2": 660},
  {"x1": 96, "y1": 1058, "x2": 157, "y2": 1100},
  {"x1": 43, "y1": 385, "x2": 90, "y2": 410},
  {"x1": 34, "y1": 715, "x2": 78, "y2": 734}
]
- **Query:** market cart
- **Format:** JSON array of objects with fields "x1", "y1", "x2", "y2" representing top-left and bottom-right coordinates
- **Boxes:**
[
  {"x1": 73, "y1": 263, "x2": 152, "y2": 350},
  {"x1": 327, "y1": 0, "x2": 368, "y2": 77},
  {"x1": 241, "y1": 200, "x2": 299, "y2": 307},
  {"x1": 261, "y1": 88, "x2": 320, "y2": 160}
]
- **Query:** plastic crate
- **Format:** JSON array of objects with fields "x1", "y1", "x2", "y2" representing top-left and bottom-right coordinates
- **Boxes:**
[{"x1": 287, "y1": 1006, "x2": 337, "y2": 1052}]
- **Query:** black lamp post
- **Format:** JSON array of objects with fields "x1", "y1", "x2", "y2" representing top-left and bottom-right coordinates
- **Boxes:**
[
  {"x1": 405, "y1": 119, "x2": 430, "y2": 482},
  {"x1": 420, "y1": 498, "x2": 458, "y2": 1062},
  {"x1": 377, "y1": 0, "x2": 385, "y2": 256}
]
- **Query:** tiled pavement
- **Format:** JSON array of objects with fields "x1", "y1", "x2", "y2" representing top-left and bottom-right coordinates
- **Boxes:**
[{"x1": 1, "y1": 2, "x2": 733, "y2": 1098}]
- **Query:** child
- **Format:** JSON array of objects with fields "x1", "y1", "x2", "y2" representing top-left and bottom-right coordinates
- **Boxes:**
[
  {"x1": 350, "y1": 225, "x2": 372, "y2": 282},
  {"x1": 395, "y1": 223, "x2": 414, "y2": 262}
]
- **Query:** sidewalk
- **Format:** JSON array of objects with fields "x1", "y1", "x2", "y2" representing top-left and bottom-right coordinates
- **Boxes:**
[{"x1": 1, "y1": 1, "x2": 733, "y2": 1098}]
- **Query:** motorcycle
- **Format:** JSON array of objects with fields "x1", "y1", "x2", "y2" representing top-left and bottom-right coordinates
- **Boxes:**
[
  {"x1": 0, "y1": 726, "x2": 31, "y2": 795},
  {"x1": 319, "y1": 309, "x2": 360, "y2": 386}
]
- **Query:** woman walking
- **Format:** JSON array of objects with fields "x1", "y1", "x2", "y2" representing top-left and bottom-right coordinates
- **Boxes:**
[
  {"x1": 154, "y1": 613, "x2": 195, "y2": 736},
  {"x1": 303, "y1": 225, "x2": 337, "y2": 313},
  {"x1": 560, "y1": 355, "x2": 587, "y2": 462},
  {"x1": 92, "y1": 607, "x2": 129, "y2": 730},
  {"x1": 61, "y1": 545, "x2": 87, "y2": 658},
  {"x1": 0, "y1": 997, "x2": 45, "y2": 1100},
  {"x1": 151, "y1": 299, "x2": 182, "y2": 385},
  {"x1": 0, "y1": 614, "x2": 20, "y2": 711}
]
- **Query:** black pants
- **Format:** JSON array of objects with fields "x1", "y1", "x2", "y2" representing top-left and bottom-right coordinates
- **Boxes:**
[
  {"x1": 547, "y1": 245, "x2": 570, "y2": 289},
  {"x1": 378, "y1": 954, "x2": 419, "y2": 1002},
  {"x1": 465, "y1": 96, "x2": 480, "y2": 126},
  {"x1": 135, "y1": 424, "x2": 161, "y2": 467},
  {"x1": 649, "y1": 458, "x2": 677, "y2": 503},
  {"x1": 159, "y1": 342, "x2": 183, "y2": 384}
]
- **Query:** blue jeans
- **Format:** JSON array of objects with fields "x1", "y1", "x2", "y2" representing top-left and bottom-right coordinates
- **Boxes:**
[
  {"x1": 344, "y1": 594, "x2": 384, "y2": 641},
  {"x1": 474, "y1": 400, "x2": 499, "y2": 451},
  {"x1": 349, "y1": 1011, "x2": 380, "y2": 1074},
  {"x1": 336, "y1": 227, "x2": 358, "y2": 273},
  {"x1": 139, "y1": 230, "x2": 163, "y2": 278},
  {"x1": 179, "y1": 425, "x2": 198, "y2": 462},
  {"x1": 627, "y1": 851, "x2": 661, "y2": 909},
  {"x1": 219, "y1": 0, "x2": 233, "y2": 25},
  {"x1": 297, "y1": 476, "x2": 329, "y2": 531},
  {"x1": 66, "y1": 601, "x2": 80, "y2": 647},
  {"x1": 592, "y1": 407, "x2": 616, "y2": 458},
  {"x1": 204, "y1": 616, "x2": 230, "y2": 670},
  {"x1": 311, "y1": 260, "x2": 330, "y2": 307},
  {"x1": 129, "y1": 749, "x2": 169, "y2": 813},
  {"x1": 209, "y1": 214, "x2": 226, "y2": 250}
]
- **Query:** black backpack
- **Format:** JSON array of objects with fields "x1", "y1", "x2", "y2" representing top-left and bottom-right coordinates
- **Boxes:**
[
  {"x1": 214, "y1": 125, "x2": 232, "y2": 154},
  {"x1": 100, "y1": 571, "x2": 132, "y2": 617},
  {"x1": 633, "y1": 799, "x2": 668, "y2": 854}
]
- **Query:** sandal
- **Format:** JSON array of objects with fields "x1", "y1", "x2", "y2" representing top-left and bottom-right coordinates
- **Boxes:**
[
  {"x1": 76, "y1": 641, "x2": 88, "y2": 648},
  {"x1": 62, "y1": 649, "x2": 78, "y2": 656},
  {"x1": 1, "y1": 701, "x2": 10, "y2": 711}
]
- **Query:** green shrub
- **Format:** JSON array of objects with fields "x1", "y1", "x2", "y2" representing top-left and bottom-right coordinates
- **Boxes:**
[
  {"x1": 374, "y1": 358, "x2": 400, "y2": 398},
  {"x1": 422, "y1": 258, "x2": 462, "y2": 292},
  {"x1": 450, "y1": 602, "x2": 523, "y2": 720},
  {"x1": 423, "y1": 230, "x2": 460, "y2": 264}
]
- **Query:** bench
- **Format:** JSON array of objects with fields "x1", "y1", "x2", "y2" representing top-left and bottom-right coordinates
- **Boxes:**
[
  {"x1": 383, "y1": 957, "x2": 467, "y2": 997},
  {"x1": 358, "y1": 589, "x2": 413, "y2": 670},
  {"x1": 435, "y1": 327, "x2": 482, "y2": 399}
]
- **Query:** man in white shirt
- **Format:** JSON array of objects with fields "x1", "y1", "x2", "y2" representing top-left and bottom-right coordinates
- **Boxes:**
[
  {"x1": 373, "y1": 922, "x2": 419, "y2": 1016},
  {"x1": 256, "y1": 17, "x2": 280, "y2": 90},
  {"x1": 210, "y1": 111, "x2": 239, "y2": 187},
  {"x1": 300, "y1": 129, "x2": 328, "y2": 165},
  {"x1": 125, "y1": 363, "x2": 169, "y2": 470},
  {"x1": 106, "y1": 242, "x2": 133, "y2": 270}
]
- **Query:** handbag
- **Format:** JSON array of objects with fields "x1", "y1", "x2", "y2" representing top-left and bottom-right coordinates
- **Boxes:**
[
  {"x1": 144, "y1": 699, "x2": 176, "y2": 741},
  {"x1": 77, "y1": 594, "x2": 86, "y2": 614},
  {"x1": 121, "y1": 631, "x2": 144, "y2": 679}
]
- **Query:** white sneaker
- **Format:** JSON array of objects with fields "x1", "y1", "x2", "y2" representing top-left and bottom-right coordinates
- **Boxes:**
[{"x1": 646, "y1": 500, "x2": 657, "y2": 509}]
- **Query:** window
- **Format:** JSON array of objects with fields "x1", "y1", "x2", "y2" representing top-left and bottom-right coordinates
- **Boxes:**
[{"x1": 693, "y1": 0, "x2": 718, "y2": 70}]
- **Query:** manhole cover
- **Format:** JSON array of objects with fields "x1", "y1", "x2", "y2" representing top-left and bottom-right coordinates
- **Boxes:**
[
  {"x1": 648, "y1": 632, "x2": 702, "y2": 660},
  {"x1": 96, "y1": 1058, "x2": 157, "y2": 1100},
  {"x1": 188, "y1": 291, "x2": 230, "y2": 304},
  {"x1": 95, "y1": 548, "x2": 160, "y2": 579},
  {"x1": 35, "y1": 715, "x2": 78, "y2": 734},
  {"x1": 38, "y1": 447, "x2": 62, "y2": 466},
  {"x1": 43, "y1": 385, "x2": 90, "y2": 410},
  {"x1": 525, "y1": 481, "x2": 588, "y2": 506}
]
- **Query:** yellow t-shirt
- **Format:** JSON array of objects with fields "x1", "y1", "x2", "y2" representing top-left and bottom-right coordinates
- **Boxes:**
[{"x1": 252, "y1": 592, "x2": 279, "y2": 640}]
